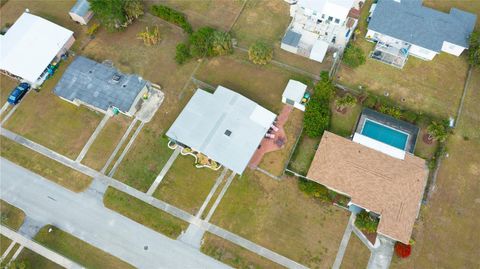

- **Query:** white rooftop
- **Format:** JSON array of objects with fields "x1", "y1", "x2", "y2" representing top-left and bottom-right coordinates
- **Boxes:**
[
  {"x1": 297, "y1": 0, "x2": 355, "y2": 20},
  {"x1": 353, "y1": 132, "x2": 406, "y2": 160},
  {"x1": 0, "y1": 12, "x2": 73, "y2": 84},
  {"x1": 166, "y1": 86, "x2": 276, "y2": 174},
  {"x1": 283, "y1": 80, "x2": 307, "y2": 103}
]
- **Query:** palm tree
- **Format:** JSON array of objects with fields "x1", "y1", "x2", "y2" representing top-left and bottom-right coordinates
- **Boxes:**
[
  {"x1": 248, "y1": 41, "x2": 273, "y2": 65},
  {"x1": 427, "y1": 121, "x2": 449, "y2": 142}
]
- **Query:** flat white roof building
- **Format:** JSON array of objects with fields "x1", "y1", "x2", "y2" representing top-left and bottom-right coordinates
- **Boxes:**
[
  {"x1": 0, "y1": 12, "x2": 75, "y2": 86},
  {"x1": 282, "y1": 79, "x2": 307, "y2": 111},
  {"x1": 167, "y1": 86, "x2": 276, "y2": 174}
]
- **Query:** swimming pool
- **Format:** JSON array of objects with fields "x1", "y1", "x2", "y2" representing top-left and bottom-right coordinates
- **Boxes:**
[{"x1": 361, "y1": 119, "x2": 408, "y2": 150}]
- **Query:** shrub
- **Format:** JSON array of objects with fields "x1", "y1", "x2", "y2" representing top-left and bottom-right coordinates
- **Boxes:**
[
  {"x1": 335, "y1": 93, "x2": 357, "y2": 110},
  {"x1": 298, "y1": 178, "x2": 329, "y2": 201},
  {"x1": 395, "y1": 242, "x2": 412, "y2": 258},
  {"x1": 137, "y1": 26, "x2": 160, "y2": 46},
  {"x1": 212, "y1": 31, "x2": 233, "y2": 56},
  {"x1": 427, "y1": 120, "x2": 449, "y2": 142},
  {"x1": 189, "y1": 27, "x2": 216, "y2": 57},
  {"x1": 468, "y1": 30, "x2": 480, "y2": 67},
  {"x1": 86, "y1": 22, "x2": 101, "y2": 36},
  {"x1": 343, "y1": 44, "x2": 366, "y2": 68},
  {"x1": 304, "y1": 74, "x2": 334, "y2": 137},
  {"x1": 362, "y1": 94, "x2": 377, "y2": 108},
  {"x1": 248, "y1": 41, "x2": 273, "y2": 65},
  {"x1": 355, "y1": 210, "x2": 379, "y2": 233},
  {"x1": 379, "y1": 105, "x2": 402, "y2": 119},
  {"x1": 175, "y1": 43, "x2": 191, "y2": 64},
  {"x1": 90, "y1": 0, "x2": 143, "y2": 31},
  {"x1": 402, "y1": 110, "x2": 418, "y2": 123},
  {"x1": 151, "y1": 5, "x2": 193, "y2": 34}
]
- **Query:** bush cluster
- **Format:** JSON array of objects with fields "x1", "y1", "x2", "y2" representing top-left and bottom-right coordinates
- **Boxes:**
[
  {"x1": 151, "y1": 5, "x2": 193, "y2": 34},
  {"x1": 355, "y1": 210, "x2": 379, "y2": 233},
  {"x1": 304, "y1": 72, "x2": 334, "y2": 138},
  {"x1": 248, "y1": 41, "x2": 273, "y2": 65},
  {"x1": 175, "y1": 27, "x2": 233, "y2": 64},
  {"x1": 343, "y1": 44, "x2": 366, "y2": 68}
]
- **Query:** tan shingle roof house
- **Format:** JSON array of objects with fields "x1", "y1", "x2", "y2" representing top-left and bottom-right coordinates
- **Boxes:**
[{"x1": 307, "y1": 131, "x2": 428, "y2": 244}]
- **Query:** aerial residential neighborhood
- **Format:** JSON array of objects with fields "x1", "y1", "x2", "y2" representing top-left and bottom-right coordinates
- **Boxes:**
[{"x1": 0, "y1": 0, "x2": 478, "y2": 269}]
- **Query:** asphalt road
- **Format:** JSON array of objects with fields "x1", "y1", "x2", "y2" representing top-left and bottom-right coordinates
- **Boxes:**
[{"x1": 0, "y1": 158, "x2": 230, "y2": 269}]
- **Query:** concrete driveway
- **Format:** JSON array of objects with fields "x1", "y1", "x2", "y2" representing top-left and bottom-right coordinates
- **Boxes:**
[{"x1": 0, "y1": 158, "x2": 230, "y2": 269}]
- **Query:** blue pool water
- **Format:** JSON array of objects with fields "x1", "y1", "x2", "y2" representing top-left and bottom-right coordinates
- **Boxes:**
[{"x1": 361, "y1": 120, "x2": 408, "y2": 150}]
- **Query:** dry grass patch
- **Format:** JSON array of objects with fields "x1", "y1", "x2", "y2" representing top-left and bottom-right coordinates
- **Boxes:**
[
  {"x1": 340, "y1": 235, "x2": 370, "y2": 269},
  {"x1": 201, "y1": 233, "x2": 285, "y2": 269},
  {"x1": 423, "y1": 0, "x2": 480, "y2": 28},
  {"x1": 16, "y1": 248, "x2": 64, "y2": 269},
  {"x1": 154, "y1": 155, "x2": 221, "y2": 215},
  {"x1": 149, "y1": 0, "x2": 244, "y2": 31},
  {"x1": 211, "y1": 170, "x2": 350, "y2": 268},
  {"x1": 0, "y1": 75, "x2": 17, "y2": 105},
  {"x1": 0, "y1": 137, "x2": 92, "y2": 192},
  {"x1": 82, "y1": 115, "x2": 132, "y2": 171},
  {"x1": 336, "y1": 39, "x2": 469, "y2": 119}
]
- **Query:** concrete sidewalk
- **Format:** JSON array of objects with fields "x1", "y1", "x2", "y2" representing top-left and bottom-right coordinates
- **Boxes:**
[
  {"x1": 146, "y1": 146, "x2": 181, "y2": 195},
  {"x1": 76, "y1": 112, "x2": 111, "y2": 162}
]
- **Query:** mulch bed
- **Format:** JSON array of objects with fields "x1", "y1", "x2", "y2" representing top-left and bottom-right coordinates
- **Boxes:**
[
  {"x1": 422, "y1": 133, "x2": 434, "y2": 144},
  {"x1": 364, "y1": 231, "x2": 377, "y2": 245}
]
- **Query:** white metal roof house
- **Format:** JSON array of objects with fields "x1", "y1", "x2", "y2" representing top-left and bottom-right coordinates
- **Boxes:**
[
  {"x1": 69, "y1": 0, "x2": 94, "y2": 25},
  {"x1": 281, "y1": 0, "x2": 361, "y2": 62},
  {"x1": 366, "y1": 0, "x2": 477, "y2": 68},
  {"x1": 282, "y1": 79, "x2": 308, "y2": 111},
  {"x1": 0, "y1": 12, "x2": 75, "y2": 87},
  {"x1": 53, "y1": 56, "x2": 149, "y2": 117},
  {"x1": 167, "y1": 86, "x2": 277, "y2": 174}
]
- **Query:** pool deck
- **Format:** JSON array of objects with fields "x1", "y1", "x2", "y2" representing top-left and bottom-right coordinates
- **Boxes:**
[{"x1": 353, "y1": 108, "x2": 419, "y2": 153}]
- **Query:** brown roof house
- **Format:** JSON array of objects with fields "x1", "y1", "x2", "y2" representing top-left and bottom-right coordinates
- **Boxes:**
[{"x1": 307, "y1": 129, "x2": 428, "y2": 244}]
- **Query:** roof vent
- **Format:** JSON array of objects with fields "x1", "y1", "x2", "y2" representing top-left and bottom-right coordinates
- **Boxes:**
[
  {"x1": 111, "y1": 73, "x2": 122, "y2": 83},
  {"x1": 224, "y1": 130, "x2": 232, "y2": 136}
]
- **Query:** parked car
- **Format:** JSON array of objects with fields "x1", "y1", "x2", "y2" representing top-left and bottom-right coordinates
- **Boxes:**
[{"x1": 7, "y1": 82, "x2": 30, "y2": 105}]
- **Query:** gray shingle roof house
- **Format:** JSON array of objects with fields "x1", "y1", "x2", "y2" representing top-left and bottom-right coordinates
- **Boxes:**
[
  {"x1": 367, "y1": 0, "x2": 476, "y2": 60},
  {"x1": 53, "y1": 56, "x2": 148, "y2": 116},
  {"x1": 167, "y1": 86, "x2": 277, "y2": 174}
]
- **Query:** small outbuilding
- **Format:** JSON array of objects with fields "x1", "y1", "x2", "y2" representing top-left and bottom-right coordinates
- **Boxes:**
[
  {"x1": 167, "y1": 86, "x2": 277, "y2": 174},
  {"x1": 282, "y1": 79, "x2": 308, "y2": 111},
  {"x1": 0, "y1": 12, "x2": 75, "y2": 87},
  {"x1": 53, "y1": 56, "x2": 148, "y2": 117},
  {"x1": 69, "y1": 0, "x2": 94, "y2": 25}
]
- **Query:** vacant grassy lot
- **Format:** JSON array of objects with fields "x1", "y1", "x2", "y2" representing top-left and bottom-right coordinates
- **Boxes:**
[
  {"x1": 201, "y1": 233, "x2": 284, "y2": 269},
  {"x1": 148, "y1": 0, "x2": 244, "y2": 31},
  {"x1": 0, "y1": 200, "x2": 25, "y2": 230},
  {"x1": 82, "y1": 115, "x2": 131, "y2": 171},
  {"x1": 340, "y1": 235, "x2": 370, "y2": 269},
  {"x1": 196, "y1": 54, "x2": 308, "y2": 113},
  {"x1": 35, "y1": 225, "x2": 134, "y2": 269},
  {"x1": 153, "y1": 155, "x2": 221, "y2": 215},
  {"x1": 258, "y1": 108, "x2": 303, "y2": 176},
  {"x1": 1, "y1": 137, "x2": 92, "y2": 192},
  {"x1": 210, "y1": 170, "x2": 350, "y2": 268},
  {"x1": 391, "y1": 69, "x2": 480, "y2": 269},
  {"x1": 103, "y1": 187, "x2": 188, "y2": 238},
  {"x1": 16, "y1": 248, "x2": 63, "y2": 269},
  {"x1": 3, "y1": 59, "x2": 103, "y2": 159},
  {"x1": 0, "y1": 75, "x2": 17, "y2": 105}
]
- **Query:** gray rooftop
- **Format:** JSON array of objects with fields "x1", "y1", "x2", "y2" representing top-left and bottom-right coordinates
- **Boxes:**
[
  {"x1": 282, "y1": 30, "x2": 302, "y2": 47},
  {"x1": 368, "y1": 0, "x2": 476, "y2": 52},
  {"x1": 53, "y1": 56, "x2": 147, "y2": 113},
  {"x1": 70, "y1": 0, "x2": 91, "y2": 17},
  {"x1": 166, "y1": 86, "x2": 277, "y2": 174}
]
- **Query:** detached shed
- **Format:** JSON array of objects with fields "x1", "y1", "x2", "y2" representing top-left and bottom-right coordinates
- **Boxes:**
[
  {"x1": 282, "y1": 79, "x2": 307, "y2": 111},
  {"x1": 69, "y1": 0, "x2": 93, "y2": 25}
]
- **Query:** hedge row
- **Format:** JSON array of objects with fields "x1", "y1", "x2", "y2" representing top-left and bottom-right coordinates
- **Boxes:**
[{"x1": 151, "y1": 5, "x2": 193, "y2": 34}]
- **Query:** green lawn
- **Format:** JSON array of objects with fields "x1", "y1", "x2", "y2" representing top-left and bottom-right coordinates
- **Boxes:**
[
  {"x1": 82, "y1": 115, "x2": 131, "y2": 171},
  {"x1": 258, "y1": 108, "x2": 303, "y2": 176},
  {"x1": 103, "y1": 187, "x2": 188, "y2": 238},
  {"x1": 34, "y1": 225, "x2": 133, "y2": 269},
  {"x1": 15, "y1": 248, "x2": 63, "y2": 269},
  {"x1": 329, "y1": 103, "x2": 362, "y2": 137},
  {"x1": 0, "y1": 200, "x2": 25, "y2": 230},
  {"x1": 3, "y1": 58, "x2": 103, "y2": 159},
  {"x1": 1, "y1": 137, "x2": 92, "y2": 192},
  {"x1": 201, "y1": 233, "x2": 284, "y2": 269},
  {"x1": 210, "y1": 170, "x2": 350, "y2": 268},
  {"x1": 340, "y1": 235, "x2": 370, "y2": 269},
  {"x1": 0, "y1": 74, "x2": 17, "y2": 105},
  {"x1": 0, "y1": 235, "x2": 12, "y2": 256},
  {"x1": 287, "y1": 133, "x2": 320, "y2": 176},
  {"x1": 153, "y1": 154, "x2": 221, "y2": 215}
]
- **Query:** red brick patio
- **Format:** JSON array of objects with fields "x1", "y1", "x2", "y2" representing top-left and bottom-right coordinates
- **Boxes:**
[{"x1": 248, "y1": 105, "x2": 293, "y2": 169}]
